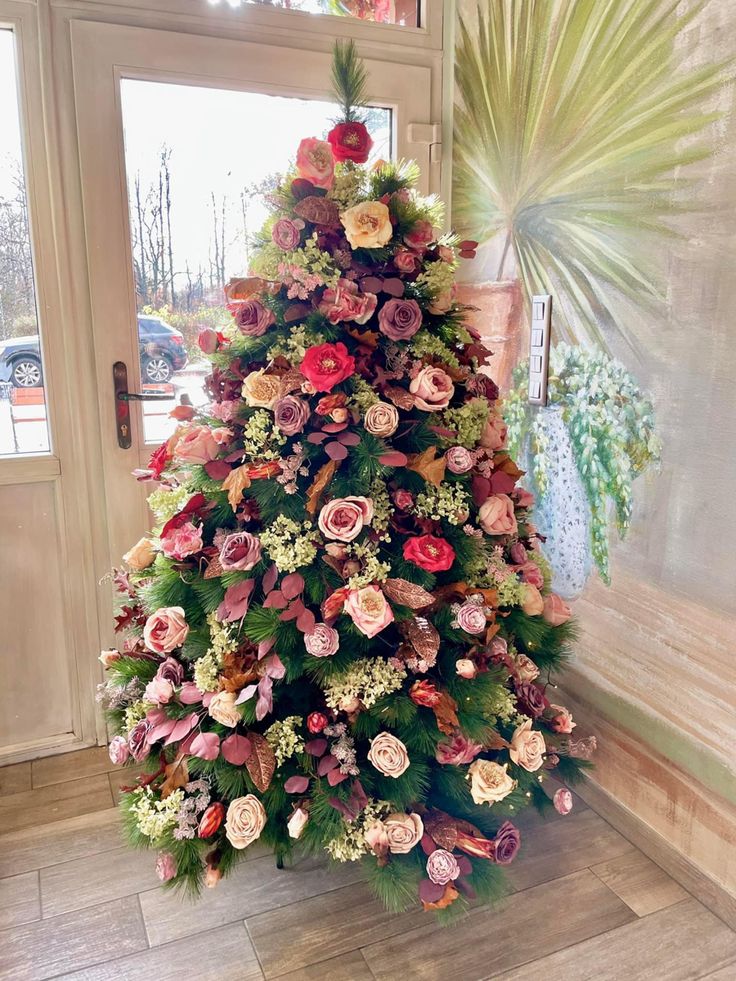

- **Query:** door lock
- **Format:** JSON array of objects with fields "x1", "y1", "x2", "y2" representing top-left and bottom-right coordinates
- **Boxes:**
[{"x1": 113, "y1": 360, "x2": 172, "y2": 449}]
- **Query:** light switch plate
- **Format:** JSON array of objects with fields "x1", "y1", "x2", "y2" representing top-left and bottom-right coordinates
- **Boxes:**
[{"x1": 528, "y1": 294, "x2": 552, "y2": 406}]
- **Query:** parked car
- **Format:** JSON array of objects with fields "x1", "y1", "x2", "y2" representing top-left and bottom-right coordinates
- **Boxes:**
[{"x1": 0, "y1": 315, "x2": 188, "y2": 387}]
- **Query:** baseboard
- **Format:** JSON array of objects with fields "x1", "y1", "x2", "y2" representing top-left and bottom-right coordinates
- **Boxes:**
[{"x1": 0, "y1": 732, "x2": 90, "y2": 766}]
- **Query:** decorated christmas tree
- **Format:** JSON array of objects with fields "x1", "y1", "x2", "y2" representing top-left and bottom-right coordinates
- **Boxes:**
[{"x1": 100, "y1": 43, "x2": 594, "y2": 921}]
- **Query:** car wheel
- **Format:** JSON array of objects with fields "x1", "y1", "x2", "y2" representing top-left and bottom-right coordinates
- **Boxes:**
[
  {"x1": 142, "y1": 355, "x2": 173, "y2": 384},
  {"x1": 11, "y1": 357, "x2": 43, "y2": 388}
]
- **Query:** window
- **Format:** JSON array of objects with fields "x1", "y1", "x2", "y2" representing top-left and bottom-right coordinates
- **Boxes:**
[{"x1": 208, "y1": 0, "x2": 420, "y2": 28}]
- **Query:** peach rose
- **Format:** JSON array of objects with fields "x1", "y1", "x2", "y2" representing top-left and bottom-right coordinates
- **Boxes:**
[
  {"x1": 521, "y1": 583, "x2": 544, "y2": 616},
  {"x1": 341, "y1": 201, "x2": 392, "y2": 249},
  {"x1": 225, "y1": 795, "x2": 267, "y2": 849},
  {"x1": 455, "y1": 658, "x2": 478, "y2": 679},
  {"x1": 509, "y1": 719, "x2": 546, "y2": 772},
  {"x1": 549, "y1": 704, "x2": 576, "y2": 734},
  {"x1": 143, "y1": 606, "x2": 189, "y2": 654},
  {"x1": 174, "y1": 426, "x2": 219, "y2": 465},
  {"x1": 295, "y1": 137, "x2": 334, "y2": 189},
  {"x1": 123, "y1": 537, "x2": 156, "y2": 571},
  {"x1": 368, "y1": 731, "x2": 410, "y2": 778},
  {"x1": 409, "y1": 365, "x2": 454, "y2": 411},
  {"x1": 318, "y1": 496, "x2": 373, "y2": 542},
  {"x1": 365, "y1": 821, "x2": 389, "y2": 856},
  {"x1": 467, "y1": 759, "x2": 517, "y2": 805},
  {"x1": 364, "y1": 402, "x2": 399, "y2": 438},
  {"x1": 241, "y1": 369, "x2": 282, "y2": 409},
  {"x1": 344, "y1": 585, "x2": 394, "y2": 638},
  {"x1": 513, "y1": 654, "x2": 540, "y2": 683},
  {"x1": 543, "y1": 593, "x2": 572, "y2": 626},
  {"x1": 384, "y1": 812, "x2": 424, "y2": 854},
  {"x1": 208, "y1": 690, "x2": 241, "y2": 728},
  {"x1": 480, "y1": 414, "x2": 508, "y2": 451},
  {"x1": 478, "y1": 494, "x2": 517, "y2": 536},
  {"x1": 99, "y1": 649, "x2": 120, "y2": 668}
]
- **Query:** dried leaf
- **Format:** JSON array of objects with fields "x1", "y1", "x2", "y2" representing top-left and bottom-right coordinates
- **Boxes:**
[
  {"x1": 421, "y1": 882, "x2": 459, "y2": 911},
  {"x1": 407, "y1": 447, "x2": 446, "y2": 487},
  {"x1": 293, "y1": 195, "x2": 340, "y2": 226},
  {"x1": 382, "y1": 578, "x2": 434, "y2": 610},
  {"x1": 424, "y1": 810, "x2": 458, "y2": 851},
  {"x1": 432, "y1": 691, "x2": 459, "y2": 736},
  {"x1": 484, "y1": 729, "x2": 510, "y2": 751},
  {"x1": 160, "y1": 754, "x2": 189, "y2": 799},
  {"x1": 278, "y1": 367, "x2": 305, "y2": 394},
  {"x1": 493, "y1": 453, "x2": 524, "y2": 481},
  {"x1": 402, "y1": 616, "x2": 440, "y2": 660},
  {"x1": 225, "y1": 277, "x2": 266, "y2": 302},
  {"x1": 325, "y1": 441, "x2": 349, "y2": 461},
  {"x1": 383, "y1": 385, "x2": 415, "y2": 411},
  {"x1": 245, "y1": 732, "x2": 276, "y2": 792},
  {"x1": 306, "y1": 459, "x2": 338, "y2": 516},
  {"x1": 220, "y1": 651, "x2": 258, "y2": 694},
  {"x1": 344, "y1": 326, "x2": 379, "y2": 349},
  {"x1": 204, "y1": 555, "x2": 224, "y2": 579},
  {"x1": 222, "y1": 464, "x2": 251, "y2": 511}
]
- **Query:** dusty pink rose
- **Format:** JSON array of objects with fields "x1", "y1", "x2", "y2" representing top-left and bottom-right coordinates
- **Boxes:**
[
  {"x1": 394, "y1": 248, "x2": 419, "y2": 273},
  {"x1": 272, "y1": 217, "x2": 303, "y2": 251},
  {"x1": 426, "y1": 849, "x2": 460, "y2": 885},
  {"x1": 553, "y1": 788, "x2": 574, "y2": 815},
  {"x1": 435, "y1": 733, "x2": 483, "y2": 766},
  {"x1": 174, "y1": 426, "x2": 219, "y2": 465},
  {"x1": 211, "y1": 427, "x2": 233, "y2": 445},
  {"x1": 480, "y1": 414, "x2": 508, "y2": 451},
  {"x1": 273, "y1": 396, "x2": 310, "y2": 436},
  {"x1": 478, "y1": 494, "x2": 518, "y2": 536},
  {"x1": 304, "y1": 623, "x2": 340, "y2": 657},
  {"x1": 455, "y1": 658, "x2": 478, "y2": 679},
  {"x1": 144, "y1": 676, "x2": 174, "y2": 706},
  {"x1": 404, "y1": 219, "x2": 435, "y2": 251},
  {"x1": 156, "y1": 657, "x2": 184, "y2": 686},
  {"x1": 409, "y1": 365, "x2": 454, "y2": 411},
  {"x1": 319, "y1": 279, "x2": 377, "y2": 325},
  {"x1": 318, "y1": 496, "x2": 373, "y2": 542},
  {"x1": 509, "y1": 542, "x2": 527, "y2": 565},
  {"x1": 364, "y1": 402, "x2": 399, "y2": 438},
  {"x1": 127, "y1": 719, "x2": 152, "y2": 762},
  {"x1": 493, "y1": 821, "x2": 521, "y2": 865},
  {"x1": 384, "y1": 812, "x2": 424, "y2": 854},
  {"x1": 155, "y1": 852, "x2": 177, "y2": 882},
  {"x1": 509, "y1": 719, "x2": 546, "y2": 772},
  {"x1": 378, "y1": 298, "x2": 422, "y2": 342},
  {"x1": 455, "y1": 600, "x2": 487, "y2": 635},
  {"x1": 392, "y1": 489, "x2": 414, "y2": 510},
  {"x1": 287, "y1": 806, "x2": 309, "y2": 840},
  {"x1": 549, "y1": 704, "x2": 576, "y2": 734},
  {"x1": 161, "y1": 520, "x2": 203, "y2": 561},
  {"x1": 513, "y1": 654, "x2": 540, "y2": 683},
  {"x1": 365, "y1": 821, "x2": 389, "y2": 856},
  {"x1": 517, "y1": 561, "x2": 544, "y2": 589},
  {"x1": 108, "y1": 735, "x2": 129, "y2": 765},
  {"x1": 143, "y1": 606, "x2": 189, "y2": 653},
  {"x1": 344, "y1": 585, "x2": 394, "y2": 638},
  {"x1": 367, "y1": 731, "x2": 410, "y2": 778},
  {"x1": 219, "y1": 531, "x2": 262, "y2": 571},
  {"x1": 197, "y1": 327, "x2": 219, "y2": 354},
  {"x1": 235, "y1": 298, "x2": 276, "y2": 337},
  {"x1": 445, "y1": 446, "x2": 474, "y2": 474},
  {"x1": 543, "y1": 593, "x2": 572, "y2": 626},
  {"x1": 520, "y1": 583, "x2": 544, "y2": 616},
  {"x1": 225, "y1": 795, "x2": 267, "y2": 849},
  {"x1": 295, "y1": 137, "x2": 334, "y2": 189},
  {"x1": 210, "y1": 400, "x2": 238, "y2": 423}
]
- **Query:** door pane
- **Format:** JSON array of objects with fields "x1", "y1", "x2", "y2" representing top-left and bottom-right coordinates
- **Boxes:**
[
  {"x1": 209, "y1": 1, "x2": 420, "y2": 28},
  {"x1": 119, "y1": 79, "x2": 392, "y2": 444},
  {"x1": 0, "y1": 30, "x2": 50, "y2": 456}
]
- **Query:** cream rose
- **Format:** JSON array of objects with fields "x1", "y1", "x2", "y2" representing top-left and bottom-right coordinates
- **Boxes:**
[
  {"x1": 509, "y1": 719, "x2": 546, "y2": 772},
  {"x1": 123, "y1": 537, "x2": 156, "y2": 571},
  {"x1": 143, "y1": 606, "x2": 189, "y2": 654},
  {"x1": 409, "y1": 365, "x2": 454, "y2": 412},
  {"x1": 513, "y1": 654, "x2": 540, "y2": 684},
  {"x1": 364, "y1": 402, "x2": 399, "y2": 438},
  {"x1": 467, "y1": 759, "x2": 517, "y2": 805},
  {"x1": 287, "y1": 806, "x2": 309, "y2": 840},
  {"x1": 367, "y1": 731, "x2": 410, "y2": 778},
  {"x1": 384, "y1": 812, "x2": 424, "y2": 854},
  {"x1": 344, "y1": 585, "x2": 394, "y2": 638},
  {"x1": 225, "y1": 795, "x2": 267, "y2": 849},
  {"x1": 478, "y1": 494, "x2": 518, "y2": 536},
  {"x1": 340, "y1": 200, "x2": 392, "y2": 249},
  {"x1": 241, "y1": 369, "x2": 282, "y2": 409},
  {"x1": 208, "y1": 690, "x2": 241, "y2": 728},
  {"x1": 318, "y1": 496, "x2": 373, "y2": 542},
  {"x1": 520, "y1": 583, "x2": 544, "y2": 616}
]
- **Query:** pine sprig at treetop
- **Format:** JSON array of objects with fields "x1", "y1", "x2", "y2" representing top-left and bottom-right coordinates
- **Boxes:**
[
  {"x1": 98, "y1": 45, "x2": 595, "y2": 921},
  {"x1": 331, "y1": 39, "x2": 368, "y2": 123}
]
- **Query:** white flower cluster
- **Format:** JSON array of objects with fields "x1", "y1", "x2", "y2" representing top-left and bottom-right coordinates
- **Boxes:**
[
  {"x1": 241, "y1": 409, "x2": 287, "y2": 462},
  {"x1": 260, "y1": 515, "x2": 319, "y2": 573},
  {"x1": 325, "y1": 799, "x2": 392, "y2": 863},
  {"x1": 369, "y1": 478, "x2": 394, "y2": 537},
  {"x1": 324, "y1": 658, "x2": 407, "y2": 712},
  {"x1": 265, "y1": 716, "x2": 305, "y2": 768},
  {"x1": 346, "y1": 541, "x2": 392, "y2": 590},
  {"x1": 147, "y1": 485, "x2": 194, "y2": 524},
  {"x1": 414, "y1": 483, "x2": 470, "y2": 525},
  {"x1": 348, "y1": 377, "x2": 381, "y2": 411},
  {"x1": 267, "y1": 323, "x2": 325, "y2": 363},
  {"x1": 130, "y1": 786, "x2": 184, "y2": 842},
  {"x1": 123, "y1": 698, "x2": 151, "y2": 734},
  {"x1": 193, "y1": 613, "x2": 238, "y2": 692}
]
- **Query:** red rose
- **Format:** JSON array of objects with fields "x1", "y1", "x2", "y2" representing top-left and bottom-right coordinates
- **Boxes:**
[
  {"x1": 301, "y1": 342, "x2": 356, "y2": 392},
  {"x1": 307, "y1": 711, "x2": 329, "y2": 734},
  {"x1": 403, "y1": 534, "x2": 456, "y2": 573},
  {"x1": 327, "y1": 121, "x2": 373, "y2": 164}
]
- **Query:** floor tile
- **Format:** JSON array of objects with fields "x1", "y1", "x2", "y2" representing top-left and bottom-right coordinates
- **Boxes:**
[
  {"x1": 591, "y1": 849, "x2": 690, "y2": 916},
  {"x1": 270, "y1": 949, "x2": 374, "y2": 981},
  {"x1": 41, "y1": 845, "x2": 159, "y2": 918},
  {"x1": 0, "y1": 870, "x2": 40, "y2": 929},
  {"x1": 362, "y1": 869, "x2": 635, "y2": 981},
  {"x1": 32, "y1": 747, "x2": 116, "y2": 789},
  {"x1": 497, "y1": 898, "x2": 736, "y2": 981},
  {"x1": 0, "y1": 774, "x2": 113, "y2": 835},
  {"x1": 0, "y1": 761, "x2": 32, "y2": 795},
  {"x1": 0, "y1": 807, "x2": 122, "y2": 878}
]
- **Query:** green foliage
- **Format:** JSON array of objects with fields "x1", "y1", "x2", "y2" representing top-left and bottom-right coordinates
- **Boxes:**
[
  {"x1": 331, "y1": 40, "x2": 369, "y2": 123},
  {"x1": 365, "y1": 853, "x2": 422, "y2": 913}
]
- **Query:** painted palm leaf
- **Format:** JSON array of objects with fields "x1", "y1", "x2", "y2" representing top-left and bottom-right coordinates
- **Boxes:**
[{"x1": 453, "y1": 0, "x2": 732, "y2": 352}]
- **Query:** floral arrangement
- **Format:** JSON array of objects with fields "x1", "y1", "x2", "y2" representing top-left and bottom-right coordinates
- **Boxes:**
[
  {"x1": 505, "y1": 343, "x2": 660, "y2": 582},
  {"x1": 100, "y1": 43, "x2": 594, "y2": 921}
]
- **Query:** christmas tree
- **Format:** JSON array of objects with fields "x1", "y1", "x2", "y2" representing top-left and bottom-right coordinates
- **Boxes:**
[{"x1": 100, "y1": 43, "x2": 594, "y2": 921}]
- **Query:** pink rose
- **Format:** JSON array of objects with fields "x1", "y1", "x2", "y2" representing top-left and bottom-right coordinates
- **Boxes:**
[
  {"x1": 155, "y1": 852, "x2": 177, "y2": 882},
  {"x1": 455, "y1": 658, "x2": 478, "y2": 679},
  {"x1": 318, "y1": 496, "x2": 373, "y2": 542},
  {"x1": 435, "y1": 733, "x2": 483, "y2": 766},
  {"x1": 319, "y1": 279, "x2": 377, "y2": 325},
  {"x1": 384, "y1": 812, "x2": 424, "y2": 854},
  {"x1": 304, "y1": 623, "x2": 340, "y2": 657},
  {"x1": 344, "y1": 585, "x2": 394, "y2": 638},
  {"x1": 478, "y1": 494, "x2": 517, "y2": 536},
  {"x1": 219, "y1": 532, "x2": 261, "y2": 572},
  {"x1": 409, "y1": 365, "x2": 454, "y2": 412},
  {"x1": 272, "y1": 217, "x2": 303, "y2": 251},
  {"x1": 553, "y1": 788, "x2": 574, "y2": 815},
  {"x1": 235, "y1": 299, "x2": 275, "y2": 338},
  {"x1": 108, "y1": 735, "x2": 129, "y2": 765},
  {"x1": 517, "y1": 561, "x2": 544, "y2": 589},
  {"x1": 445, "y1": 446, "x2": 474, "y2": 474},
  {"x1": 144, "y1": 677, "x2": 174, "y2": 706},
  {"x1": 521, "y1": 583, "x2": 544, "y2": 616},
  {"x1": 455, "y1": 600, "x2": 487, "y2": 635},
  {"x1": 295, "y1": 137, "x2": 334, "y2": 189},
  {"x1": 367, "y1": 731, "x2": 410, "y2": 778},
  {"x1": 509, "y1": 718, "x2": 546, "y2": 772},
  {"x1": 210, "y1": 400, "x2": 238, "y2": 423},
  {"x1": 273, "y1": 396, "x2": 310, "y2": 435},
  {"x1": 480, "y1": 415, "x2": 508, "y2": 451},
  {"x1": 393, "y1": 248, "x2": 419, "y2": 273},
  {"x1": 211, "y1": 427, "x2": 233, "y2": 445},
  {"x1": 174, "y1": 426, "x2": 219, "y2": 465},
  {"x1": 392, "y1": 489, "x2": 414, "y2": 510},
  {"x1": 549, "y1": 704, "x2": 576, "y2": 734},
  {"x1": 543, "y1": 594, "x2": 572, "y2": 626},
  {"x1": 426, "y1": 849, "x2": 460, "y2": 885},
  {"x1": 287, "y1": 806, "x2": 309, "y2": 840},
  {"x1": 161, "y1": 520, "x2": 203, "y2": 561},
  {"x1": 404, "y1": 219, "x2": 435, "y2": 252},
  {"x1": 365, "y1": 821, "x2": 389, "y2": 856},
  {"x1": 127, "y1": 719, "x2": 151, "y2": 762},
  {"x1": 156, "y1": 657, "x2": 184, "y2": 686},
  {"x1": 197, "y1": 327, "x2": 219, "y2": 354},
  {"x1": 143, "y1": 606, "x2": 189, "y2": 654},
  {"x1": 378, "y1": 298, "x2": 422, "y2": 342}
]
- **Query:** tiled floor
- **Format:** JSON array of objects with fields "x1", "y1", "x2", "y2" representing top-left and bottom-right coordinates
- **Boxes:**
[{"x1": 1, "y1": 747, "x2": 735, "y2": 980}]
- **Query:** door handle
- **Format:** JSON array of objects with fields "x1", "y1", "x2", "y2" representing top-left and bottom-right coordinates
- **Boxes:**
[{"x1": 113, "y1": 360, "x2": 177, "y2": 449}]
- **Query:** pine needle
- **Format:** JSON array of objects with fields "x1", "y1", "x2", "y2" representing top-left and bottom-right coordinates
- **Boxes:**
[{"x1": 331, "y1": 40, "x2": 368, "y2": 123}]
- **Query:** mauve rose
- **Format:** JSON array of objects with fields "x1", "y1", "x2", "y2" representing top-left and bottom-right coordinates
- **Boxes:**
[
  {"x1": 549, "y1": 704, "x2": 576, "y2": 734},
  {"x1": 509, "y1": 542, "x2": 527, "y2": 565},
  {"x1": 554, "y1": 788, "x2": 574, "y2": 815},
  {"x1": 445, "y1": 446, "x2": 474, "y2": 474},
  {"x1": 318, "y1": 496, "x2": 373, "y2": 542},
  {"x1": 144, "y1": 676, "x2": 174, "y2": 706},
  {"x1": 155, "y1": 852, "x2": 177, "y2": 882},
  {"x1": 543, "y1": 593, "x2": 572, "y2": 626},
  {"x1": 435, "y1": 733, "x2": 483, "y2": 766},
  {"x1": 344, "y1": 585, "x2": 394, "y2": 638},
  {"x1": 219, "y1": 531, "x2": 261, "y2": 571},
  {"x1": 455, "y1": 658, "x2": 478, "y2": 679},
  {"x1": 108, "y1": 735, "x2": 129, "y2": 765},
  {"x1": 273, "y1": 396, "x2": 310, "y2": 436},
  {"x1": 210, "y1": 400, "x2": 237, "y2": 423},
  {"x1": 392, "y1": 489, "x2": 414, "y2": 510},
  {"x1": 385, "y1": 812, "x2": 424, "y2": 854},
  {"x1": 304, "y1": 623, "x2": 340, "y2": 657},
  {"x1": 319, "y1": 279, "x2": 377, "y2": 325},
  {"x1": 225, "y1": 794, "x2": 267, "y2": 849},
  {"x1": 509, "y1": 719, "x2": 546, "y2": 772},
  {"x1": 517, "y1": 561, "x2": 544, "y2": 589},
  {"x1": 521, "y1": 583, "x2": 544, "y2": 616},
  {"x1": 174, "y1": 426, "x2": 219, "y2": 465},
  {"x1": 394, "y1": 248, "x2": 419, "y2": 273},
  {"x1": 364, "y1": 402, "x2": 399, "y2": 438},
  {"x1": 272, "y1": 217, "x2": 302, "y2": 251},
  {"x1": 404, "y1": 219, "x2": 434, "y2": 251},
  {"x1": 409, "y1": 365, "x2": 454, "y2": 411},
  {"x1": 478, "y1": 494, "x2": 518, "y2": 536},
  {"x1": 161, "y1": 520, "x2": 203, "y2": 561},
  {"x1": 143, "y1": 607, "x2": 189, "y2": 654},
  {"x1": 493, "y1": 821, "x2": 521, "y2": 865},
  {"x1": 516, "y1": 682, "x2": 549, "y2": 719},
  {"x1": 480, "y1": 414, "x2": 508, "y2": 451},
  {"x1": 456, "y1": 600, "x2": 487, "y2": 635},
  {"x1": 426, "y1": 849, "x2": 460, "y2": 885},
  {"x1": 367, "y1": 731, "x2": 410, "y2": 778},
  {"x1": 378, "y1": 298, "x2": 422, "y2": 342},
  {"x1": 235, "y1": 298, "x2": 275, "y2": 337},
  {"x1": 128, "y1": 719, "x2": 152, "y2": 762},
  {"x1": 197, "y1": 327, "x2": 219, "y2": 354},
  {"x1": 156, "y1": 657, "x2": 184, "y2": 687}
]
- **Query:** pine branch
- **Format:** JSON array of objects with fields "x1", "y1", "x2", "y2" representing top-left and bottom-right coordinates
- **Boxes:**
[{"x1": 331, "y1": 40, "x2": 368, "y2": 123}]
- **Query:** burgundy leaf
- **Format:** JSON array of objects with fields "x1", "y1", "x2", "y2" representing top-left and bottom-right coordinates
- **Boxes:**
[
  {"x1": 146, "y1": 708, "x2": 168, "y2": 726},
  {"x1": 221, "y1": 734, "x2": 252, "y2": 765},
  {"x1": 149, "y1": 719, "x2": 176, "y2": 742},
  {"x1": 317, "y1": 754, "x2": 339, "y2": 776},
  {"x1": 165, "y1": 713, "x2": 199, "y2": 746},
  {"x1": 279, "y1": 603, "x2": 301, "y2": 621},
  {"x1": 490, "y1": 470, "x2": 517, "y2": 494},
  {"x1": 382, "y1": 277, "x2": 405, "y2": 297},
  {"x1": 263, "y1": 563, "x2": 278, "y2": 594},
  {"x1": 218, "y1": 578, "x2": 255, "y2": 622},
  {"x1": 325, "y1": 441, "x2": 349, "y2": 460},
  {"x1": 418, "y1": 879, "x2": 446, "y2": 904},
  {"x1": 284, "y1": 775, "x2": 310, "y2": 794},
  {"x1": 378, "y1": 451, "x2": 408, "y2": 467},
  {"x1": 456, "y1": 855, "x2": 473, "y2": 877},
  {"x1": 284, "y1": 302, "x2": 311, "y2": 322},
  {"x1": 255, "y1": 675, "x2": 273, "y2": 721},
  {"x1": 263, "y1": 590, "x2": 288, "y2": 609},
  {"x1": 420, "y1": 833, "x2": 437, "y2": 856},
  {"x1": 321, "y1": 421, "x2": 349, "y2": 434},
  {"x1": 428, "y1": 425, "x2": 457, "y2": 438},
  {"x1": 360, "y1": 276, "x2": 383, "y2": 293},
  {"x1": 327, "y1": 768, "x2": 350, "y2": 787},
  {"x1": 189, "y1": 731, "x2": 220, "y2": 761},
  {"x1": 305, "y1": 738, "x2": 328, "y2": 756},
  {"x1": 471, "y1": 475, "x2": 492, "y2": 507},
  {"x1": 281, "y1": 573, "x2": 305, "y2": 600},
  {"x1": 307, "y1": 432, "x2": 329, "y2": 444},
  {"x1": 296, "y1": 608, "x2": 317, "y2": 634},
  {"x1": 337, "y1": 432, "x2": 360, "y2": 446},
  {"x1": 205, "y1": 460, "x2": 231, "y2": 480}
]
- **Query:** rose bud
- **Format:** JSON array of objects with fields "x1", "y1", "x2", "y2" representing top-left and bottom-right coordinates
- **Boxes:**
[
  {"x1": 554, "y1": 788, "x2": 574, "y2": 815},
  {"x1": 198, "y1": 802, "x2": 226, "y2": 839},
  {"x1": 307, "y1": 711, "x2": 329, "y2": 734},
  {"x1": 455, "y1": 658, "x2": 478, "y2": 680},
  {"x1": 197, "y1": 327, "x2": 219, "y2": 354},
  {"x1": 99, "y1": 649, "x2": 121, "y2": 669},
  {"x1": 205, "y1": 866, "x2": 222, "y2": 889}
]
